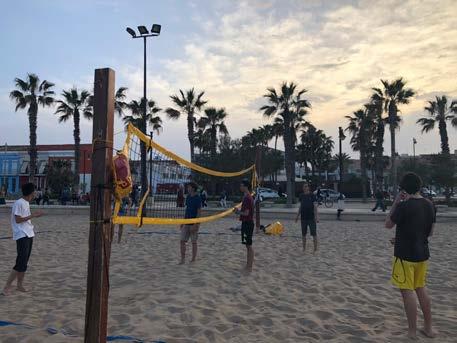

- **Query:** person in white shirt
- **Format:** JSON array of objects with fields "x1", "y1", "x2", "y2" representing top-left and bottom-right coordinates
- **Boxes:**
[{"x1": 2, "y1": 183, "x2": 43, "y2": 296}]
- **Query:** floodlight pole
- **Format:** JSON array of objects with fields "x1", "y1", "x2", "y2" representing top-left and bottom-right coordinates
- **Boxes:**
[{"x1": 141, "y1": 36, "x2": 148, "y2": 204}]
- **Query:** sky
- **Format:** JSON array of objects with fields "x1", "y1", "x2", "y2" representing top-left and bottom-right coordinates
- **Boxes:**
[{"x1": 1, "y1": 0, "x2": 456, "y2": 159}]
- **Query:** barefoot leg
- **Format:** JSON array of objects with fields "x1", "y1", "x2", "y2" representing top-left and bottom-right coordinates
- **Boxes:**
[
  {"x1": 401, "y1": 289, "x2": 418, "y2": 339},
  {"x1": 416, "y1": 287, "x2": 436, "y2": 338}
]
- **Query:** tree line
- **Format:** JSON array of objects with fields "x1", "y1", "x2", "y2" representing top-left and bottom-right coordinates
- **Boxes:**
[{"x1": 10, "y1": 74, "x2": 457, "y2": 203}]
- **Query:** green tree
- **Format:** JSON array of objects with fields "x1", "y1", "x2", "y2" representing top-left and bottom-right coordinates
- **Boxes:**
[
  {"x1": 197, "y1": 107, "x2": 229, "y2": 160},
  {"x1": 373, "y1": 78, "x2": 415, "y2": 195},
  {"x1": 10, "y1": 73, "x2": 55, "y2": 181},
  {"x1": 260, "y1": 82, "x2": 310, "y2": 204},
  {"x1": 430, "y1": 154, "x2": 456, "y2": 202},
  {"x1": 417, "y1": 95, "x2": 457, "y2": 154},
  {"x1": 55, "y1": 88, "x2": 92, "y2": 186},
  {"x1": 46, "y1": 160, "x2": 75, "y2": 197},
  {"x1": 166, "y1": 88, "x2": 207, "y2": 162},
  {"x1": 346, "y1": 108, "x2": 374, "y2": 202}
]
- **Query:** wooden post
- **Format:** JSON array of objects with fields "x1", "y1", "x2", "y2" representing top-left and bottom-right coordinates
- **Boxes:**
[
  {"x1": 84, "y1": 68, "x2": 115, "y2": 343},
  {"x1": 255, "y1": 146, "x2": 261, "y2": 232}
]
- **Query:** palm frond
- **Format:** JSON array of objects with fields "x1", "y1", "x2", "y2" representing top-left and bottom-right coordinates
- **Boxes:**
[{"x1": 165, "y1": 108, "x2": 181, "y2": 119}]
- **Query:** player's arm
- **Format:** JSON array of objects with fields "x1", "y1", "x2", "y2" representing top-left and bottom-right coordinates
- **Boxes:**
[
  {"x1": 15, "y1": 211, "x2": 43, "y2": 223},
  {"x1": 314, "y1": 202, "x2": 319, "y2": 222},
  {"x1": 385, "y1": 193, "x2": 404, "y2": 229}
]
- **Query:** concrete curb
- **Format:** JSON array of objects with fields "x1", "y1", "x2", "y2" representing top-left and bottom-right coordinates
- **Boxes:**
[{"x1": 1, "y1": 204, "x2": 456, "y2": 223}]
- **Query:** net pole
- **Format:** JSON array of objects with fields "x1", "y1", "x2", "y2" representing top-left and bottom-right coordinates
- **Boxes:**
[
  {"x1": 84, "y1": 68, "x2": 115, "y2": 343},
  {"x1": 255, "y1": 145, "x2": 261, "y2": 233}
]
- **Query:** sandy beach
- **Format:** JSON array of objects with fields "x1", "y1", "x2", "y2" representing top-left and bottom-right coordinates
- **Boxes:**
[{"x1": 0, "y1": 214, "x2": 456, "y2": 342}]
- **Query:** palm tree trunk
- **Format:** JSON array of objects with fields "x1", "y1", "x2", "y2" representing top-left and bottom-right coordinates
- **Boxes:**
[
  {"x1": 389, "y1": 104, "x2": 398, "y2": 196},
  {"x1": 283, "y1": 119, "x2": 294, "y2": 206},
  {"x1": 73, "y1": 109, "x2": 81, "y2": 187},
  {"x1": 28, "y1": 103, "x2": 38, "y2": 182},
  {"x1": 374, "y1": 121, "x2": 385, "y2": 192},
  {"x1": 274, "y1": 135, "x2": 278, "y2": 150},
  {"x1": 438, "y1": 119, "x2": 450, "y2": 154},
  {"x1": 360, "y1": 148, "x2": 368, "y2": 203},
  {"x1": 187, "y1": 113, "x2": 195, "y2": 162},
  {"x1": 210, "y1": 127, "x2": 217, "y2": 195}
]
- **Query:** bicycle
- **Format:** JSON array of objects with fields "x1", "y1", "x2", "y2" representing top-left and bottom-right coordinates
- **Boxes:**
[{"x1": 317, "y1": 195, "x2": 334, "y2": 208}]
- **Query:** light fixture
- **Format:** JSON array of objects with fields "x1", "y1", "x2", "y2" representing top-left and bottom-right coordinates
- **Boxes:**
[
  {"x1": 138, "y1": 26, "x2": 149, "y2": 35},
  {"x1": 126, "y1": 27, "x2": 136, "y2": 38},
  {"x1": 151, "y1": 24, "x2": 161, "y2": 35}
]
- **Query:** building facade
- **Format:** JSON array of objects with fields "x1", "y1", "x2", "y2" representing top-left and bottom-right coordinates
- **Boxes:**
[{"x1": 0, "y1": 144, "x2": 92, "y2": 195}]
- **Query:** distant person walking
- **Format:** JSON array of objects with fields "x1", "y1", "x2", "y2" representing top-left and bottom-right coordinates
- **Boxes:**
[
  {"x1": 295, "y1": 183, "x2": 319, "y2": 253},
  {"x1": 200, "y1": 188, "x2": 208, "y2": 208},
  {"x1": 220, "y1": 190, "x2": 227, "y2": 208},
  {"x1": 385, "y1": 173, "x2": 436, "y2": 340},
  {"x1": 337, "y1": 193, "x2": 345, "y2": 220},
  {"x1": 2, "y1": 183, "x2": 43, "y2": 296},
  {"x1": 372, "y1": 189, "x2": 386, "y2": 212},
  {"x1": 42, "y1": 188, "x2": 50, "y2": 205},
  {"x1": 177, "y1": 184, "x2": 185, "y2": 208}
]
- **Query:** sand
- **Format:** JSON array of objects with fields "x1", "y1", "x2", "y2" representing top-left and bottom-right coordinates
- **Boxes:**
[{"x1": 0, "y1": 214, "x2": 456, "y2": 342}]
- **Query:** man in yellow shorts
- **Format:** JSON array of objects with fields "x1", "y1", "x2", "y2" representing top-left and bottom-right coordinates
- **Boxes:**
[{"x1": 385, "y1": 173, "x2": 436, "y2": 340}]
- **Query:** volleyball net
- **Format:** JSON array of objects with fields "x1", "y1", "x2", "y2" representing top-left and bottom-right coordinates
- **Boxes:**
[{"x1": 111, "y1": 123, "x2": 257, "y2": 226}]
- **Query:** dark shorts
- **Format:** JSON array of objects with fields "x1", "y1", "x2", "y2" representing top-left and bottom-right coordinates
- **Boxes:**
[
  {"x1": 241, "y1": 221, "x2": 254, "y2": 246},
  {"x1": 14, "y1": 237, "x2": 33, "y2": 272},
  {"x1": 181, "y1": 225, "x2": 198, "y2": 242},
  {"x1": 301, "y1": 219, "x2": 317, "y2": 237}
]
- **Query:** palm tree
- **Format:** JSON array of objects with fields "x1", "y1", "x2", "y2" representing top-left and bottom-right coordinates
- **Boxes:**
[
  {"x1": 194, "y1": 128, "x2": 212, "y2": 155},
  {"x1": 346, "y1": 108, "x2": 374, "y2": 202},
  {"x1": 124, "y1": 98, "x2": 162, "y2": 196},
  {"x1": 332, "y1": 153, "x2": 351, "y2": 174},
  {"x1": 271, "y1": 121, "x2": 284, "y2": 150},
  {"x1": 85, "y1": 86, "x2": 128, "y2": 119},
  {"x1": 373, "y1": 78, "x2": 415, "y2": 195},
  {"x1": 166, "y1": 88, "x2": 207, "y2": 162},
  {"x1": 10, "y1": 73, "x2": 55, "y2": 181},
  {"x1": 197, "y1": 107, "x2": 228, "y2": 159},
  {"x1": 417, "y1": 95, "x2": 457, "y2": 154},
  {"x1": 260, "y1": 82, "x2": 310, "y2": 205},
  {"x1": 123, "y1": 98, "x2": 162, "y2": 135},
  {"x1": 299, "y1": 123, "x2": 333, "y2": 178},
  {"x1": 55, "y1": 88, "x2": 92, "y2": 186}
]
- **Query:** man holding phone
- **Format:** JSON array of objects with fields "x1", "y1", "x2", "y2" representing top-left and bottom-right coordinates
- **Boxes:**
[{"x1": 385, "y1": 173, "x2": 436, "y2": 339}]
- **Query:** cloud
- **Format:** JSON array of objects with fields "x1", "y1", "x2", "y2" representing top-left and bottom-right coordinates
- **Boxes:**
[{"x1": 144, "y1": 0, "x2": 456, "y2": 156}]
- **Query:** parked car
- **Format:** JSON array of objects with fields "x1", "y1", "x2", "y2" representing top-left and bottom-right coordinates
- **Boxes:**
[
  {"x1": 421, "y1": 188, "x2": 437, "y2": 197},
  {"x1": 313, "y1": 188, "x2": 345, "y2": 200},
  {"x1": 257, "y1": 187, "x2": 286, "y2": 201}
]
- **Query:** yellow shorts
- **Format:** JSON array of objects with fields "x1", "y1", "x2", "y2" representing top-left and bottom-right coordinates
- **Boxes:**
[{"x1": 391, "y1": 257, "x2": 428, "y2": 290}]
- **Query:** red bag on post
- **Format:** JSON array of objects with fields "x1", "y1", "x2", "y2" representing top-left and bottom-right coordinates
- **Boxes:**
[{"x1": 113, "y1": 151, "x2": 132, "y2": 200}]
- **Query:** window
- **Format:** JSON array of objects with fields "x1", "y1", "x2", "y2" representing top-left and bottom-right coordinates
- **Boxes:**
[
  {"x1": 10, "y1": 161, "x2": 18, "y2": 174},
  {"x1": 20, "y1": 161, "x2": 29, "y2": 174}
]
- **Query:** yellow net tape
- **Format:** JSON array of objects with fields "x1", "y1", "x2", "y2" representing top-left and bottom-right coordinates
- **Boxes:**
[{"x1": 112, "y1": 123, "x2": 257, "y2": 226}]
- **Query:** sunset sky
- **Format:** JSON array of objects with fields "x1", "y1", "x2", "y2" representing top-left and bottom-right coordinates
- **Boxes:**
[{"x1": 1, "y1": 0, "x2": 456, "y2": 158}]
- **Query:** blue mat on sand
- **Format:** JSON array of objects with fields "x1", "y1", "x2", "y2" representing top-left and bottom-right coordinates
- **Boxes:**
[{"x1": 0, "y1": 319, "x2": 165, "y2": 342}]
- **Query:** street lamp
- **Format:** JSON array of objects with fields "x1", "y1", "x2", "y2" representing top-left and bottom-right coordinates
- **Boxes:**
[
  {"x1": 338, "y1": 126, "x2": 346, "y2": 191},
  {"x1": 126, "y1": 24, "x2": 161, "y2": 202}
]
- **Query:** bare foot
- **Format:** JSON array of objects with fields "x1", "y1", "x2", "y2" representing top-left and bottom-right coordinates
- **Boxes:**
[
  {"x1": 2, "y1": 287, "x2": 13, "y2": 296},
  {"x1": 17, "y1": 285, "x2": 28, "y2": 293},
  {"x1": 190, "y1": 259, "x2": 196, "y2": 263},
  {"x1": 420, "y1": 328, "x2": 437, "y2": 338},
  {"x1": 407, "y1": 330, "x2": 418, "y2": 340},
  {"x1": 178, "y1": 260, "x2": 185, "y2": 265}
]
